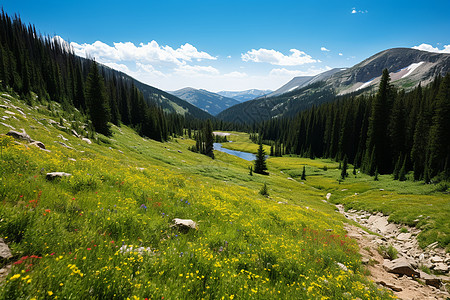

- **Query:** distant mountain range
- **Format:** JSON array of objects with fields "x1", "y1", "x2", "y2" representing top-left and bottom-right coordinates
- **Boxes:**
[
  {"x1": 217, "y1": 89, "x2": 272, "y2": 102},
  {"x1": 168, "y1": 88, "x2": 240, "y2": 116},
  {"x1": 265, "y1": 68, "x2": 344, "y2": 98},
  {"x1": 217, "y1": 47, "x2": 450, "y2": 124}
]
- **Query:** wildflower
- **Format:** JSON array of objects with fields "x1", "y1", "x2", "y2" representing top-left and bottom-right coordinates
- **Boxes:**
[
  {"x1": 10, "y1": 274, "x2": 21, "y2": 280},
  {"x1": 48, "y1": 291, "x2": 53, "y2": 296}
]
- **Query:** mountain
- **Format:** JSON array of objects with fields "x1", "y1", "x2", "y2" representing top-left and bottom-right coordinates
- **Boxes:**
[
  {"x1": 217, "y1": 89, "x2": 272, "y2": 102},
  {"x1": 266, "y1": 68, "x2": 343, "y2": 98},
  {"x1": 125, "y1": 79, "x2": 212, "y2": 120},
  {"x1": 217, "y1": 48, "x2": 450, "y2": 124},
  {"x1": 169, "y1": 87, "x2": 239, "y2": 116}
]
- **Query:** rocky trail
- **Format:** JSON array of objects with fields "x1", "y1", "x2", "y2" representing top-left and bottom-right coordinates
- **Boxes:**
[{"x1": 335, "y1": 202, "x2": 450, "y2": 299}]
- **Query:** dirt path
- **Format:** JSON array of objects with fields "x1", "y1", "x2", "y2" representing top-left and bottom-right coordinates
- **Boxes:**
[{"x1": 344, "y1": 222, "x2": 449, "y2": 299}]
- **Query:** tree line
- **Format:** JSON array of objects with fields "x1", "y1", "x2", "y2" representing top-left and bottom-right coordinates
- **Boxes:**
[
  {"x1": 257, "y1": 70, "x2": 450, "y2": 182},
  {"x1": 0, "y1": 10, "x2": 184, "y2": 140}
]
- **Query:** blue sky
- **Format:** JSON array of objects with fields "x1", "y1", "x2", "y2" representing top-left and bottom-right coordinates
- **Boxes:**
[{"x1": 2, "y1": 0, "x2": 450, "y2": 91}]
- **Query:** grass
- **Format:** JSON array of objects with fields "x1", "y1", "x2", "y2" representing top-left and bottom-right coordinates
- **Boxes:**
[{"x1": 0, "y1": 94, "x2": 398, "y2": 299}]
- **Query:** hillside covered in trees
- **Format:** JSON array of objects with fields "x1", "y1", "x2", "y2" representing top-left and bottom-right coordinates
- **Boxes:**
[
  {"x1": 257, "y1": 70, "x2": 450, "y2": 181},
  {"x1": 0, "y1": 10, "x2": 208, "y2": 141}
]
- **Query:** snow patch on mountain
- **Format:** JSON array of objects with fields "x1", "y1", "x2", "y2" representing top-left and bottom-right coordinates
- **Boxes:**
[{"x1": 401, "y1": 62, "x2": 425, "y2": 78}]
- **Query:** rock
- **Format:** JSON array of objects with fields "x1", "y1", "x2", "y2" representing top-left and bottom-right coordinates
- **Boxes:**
[
  {"x1": 430, "y1": 256, "x2": 443, "y2": 263},
  {"x1": 30, "y1": 141, "x2": 46, "y2": 149},
  {"x1": 397, "y1": 233, "x2": 411, "y2": 241},
  {"x1": 178, "y1": 150, "x2": 182, "y2": 153},
  {"x1": 383, "y1": 257, "x2": 420, "y2": 278},
  {"x1": 171, "y1": 218, "x2": 198, "y2": 232},
  {"x1": 433, "y1": 263, "x2": 448, "y2": 273},
  {"x1": 68, "y1": 158, "x2": 76, "y2": 162},
  {"x1": 0, "y1": 122, "x2": 15, "y2": 130},
  {"x1": 82, "y1": 137, "x2": 92, "y2": 144},
  {"x1": 57, "y1": 134, "x2": 68, "y2": 141},
  {"x1": 326, "y1": 193, "x2": 331, "y2": 200},
  {"x1": 71, "y1": 129, "x2": 80, "y2": 138},
  {"x1": 419, "y1": 271, "x2": 441, "y2": 288},
  {"x1": 426, "y1": 241, "x2": 439, "y2": 249},
  {"x1": 0, "y1": 238, "x2": 12, "y2": 259},
  {"x1": 46, "y1": 172, "x2": 72, "y2": 180},
  {"x1": 56, "y1": 141, "x2": 74, "y2": 150},
  {"x1": 4, "y1": 110, "x2": 15, "y2": 115},
  {"x1": 377, "y1": 281, "x2": 403, "y2": 292},
  {"x1": 0, "y1": 105, "x2": 9, "y2": 109},
  {"x1": 6, "y1": 129, "x2": 33, "y2": 143}
]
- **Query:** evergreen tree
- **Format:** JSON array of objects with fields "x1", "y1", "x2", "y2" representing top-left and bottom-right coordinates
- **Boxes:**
[
  {"x1": 85, "y1": 61, "x2": 111, "y2": 136},
  {"x1": 341, "y1": 155, "x2": 348, "y2": 179},
  {"x1": 301, "y1": 165, "x2": 306, "y2": 180},
  {"x1": 254, "y1": 142, "x2": 268, "y2": 175},
  {"x1": 363, "y1": 69, "x2": 393, "y2": 175},
  {"x1": 204, "y1": 119, "x2": 214, "y2": 159}
]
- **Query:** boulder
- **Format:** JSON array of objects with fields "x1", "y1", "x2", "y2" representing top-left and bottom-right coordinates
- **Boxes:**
[
  {"x1": 171, "y1": 218, "x2": 198, "y2": 232},
  {"x1": 433, "y1": 263, "x2": 448, "y2": 273},
  {"x1": 383, "y1": 257, "x2": 420, "y2": 278},
  {"x1": 57, "y1": 134, "x2": 68, "y2": 141},
  {"x1": 397, "y1": 233, "x2": 411, "y2": 241},
  {"x1": 56, "y1": 141, "x2": 74, "y2": 150},
  {"x1": 46, "y1": 172, "x2": 72, "y2": 180},
  {"x1": 82, "y1": 138, "x2": 92, "y2": 144},
  {"x1": 326, "y1": 193, "x2": 331, "y2": 200},
  {"x1": 430, "y1": 256, "x2": 444, "y2": 263},
  {"x1": 419, "y1": 271, "x2": 441, "y2": 288},
  {"x1": 0, "y1": 238, "x2": 12, "y2": 259},
  {"x1": 71, "y1": 129, "x2": 80, "y2": 138},
  {"x1": 336, "y1": 262, "x2": 348, "y2": 271},
  {"x1": 376, "y1": 281, "x2": 403, "y2": 292},
  {"x1": 30, "y1": 141, "x2": 46, "y2": 149},
  {"x1": 6, "y1": 129, "x2": 32, "y2": 143}
]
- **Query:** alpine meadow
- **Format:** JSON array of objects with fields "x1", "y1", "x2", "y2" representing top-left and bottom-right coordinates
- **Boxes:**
[{"x1": 0, "y1": 2, "x2": 450, "y2": 300}]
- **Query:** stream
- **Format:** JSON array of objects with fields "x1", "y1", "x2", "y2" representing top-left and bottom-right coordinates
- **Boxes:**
[{"x1": 213, "y1": 143, "x2": 257, "y2": 161}]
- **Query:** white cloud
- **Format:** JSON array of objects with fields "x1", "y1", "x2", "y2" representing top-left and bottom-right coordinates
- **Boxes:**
[
  {"x1": 174, "y1": 64, "x2": 220, "y2": 77},
  {"x1": 339, "y1": 53, "x2": 343, "y2": 56},
  {"x1": 241, "y1": 48, "x2": 318, "y2": 66},
  {"x1": 321, "y1": 47, "x2": 330, "y2": 52},
  {"x1": 224, "y1": 71, "x2": 247, "y2": 78},
  {"x1": 412, "y1": 43, "x2": 450, "y2": 53},
  {"x1": 351, "y1": 8, "x2": 368, "y2": 14},
  {"x1": 103, "y1": 62, "x2": 131, "y2": 74},
  {"x1": 269, "y1": 66, "x2": 332, "y2": 77},
  {"x1": 70, "y1": 40, "x2": 216, "y2": 66}
]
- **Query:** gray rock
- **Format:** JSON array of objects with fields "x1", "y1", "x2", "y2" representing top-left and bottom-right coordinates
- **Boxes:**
[
  {"x1": 397, "y1": 233, "x2": 411, "y2": 241},
  {"x1": 82, "y1": 137, "x2": 92, "y2": 144},
  {"x1": 377, "y1": 281, "x2": 403, "y2": 292},
  {"x1": 419, "y1": 271, "x2": 441, "y2": 288},
  {"x1": 0, "y1": 238, "x2": 12, "y2": 259},
  {"x1": 46, "y1": 172, "x2": 72, "y2": 180},
  {"x1": 383, "y1": 257, "x2": 420, "y2": 278},
  {"x1": 56, "y1": 141, "x2": 74, "y2": 150},
  {"x1": 430, "y1": 256, "x2": 443, "y2": 263},
  {"x1": 6, "y1": 129, "x2": 33, "y2": 143},
  {"x1": 0, "y1": 105, "x2": 9, "y2": 109},
  {"x1": 433, "y1": 263, "x2": 448, "y2": 273},
  {"x1": 171, "y1": 218, "x2": 198, "y2": 232},
  {"x1": 30, "y1": 141, "x2": 46, "y2": 149},
  {"x1": 0, "y1": 122, "x2": 15, "y2": 130},
  {"x1": 71, "y1": 129, "x2": 80, "y2": 138},
  {"x1": 57, "y1": 134, "x2": 68, "y2": 141}
]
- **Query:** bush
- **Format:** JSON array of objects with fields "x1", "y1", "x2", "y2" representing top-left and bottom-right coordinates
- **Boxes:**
[
  {"x1": 378, "y1": 244, "x2": 398, "y2": 260},
  {"x1": 259, "y1": 183, "x2": 268, "y2": 196}
]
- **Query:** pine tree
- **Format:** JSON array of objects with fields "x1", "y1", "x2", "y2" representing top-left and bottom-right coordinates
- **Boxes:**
[
  {"x1": 85, "y1": 61, "x2": 111, "y2": 136},
  {"x1": 254, "y1": 142, "x2": 268, "y2": 175},
  {"x1": 301, "y1": 165, "x2": 306, "y2": 180},
  {"x1": 341, "y1": 155, "x2": 348, "y2": 179},
  {"x1": 363, "y1": 69, "x2": 393, "y2": 175},
  {"x1": 204, "y1": 119, "x2": 214, "y2": 159}
]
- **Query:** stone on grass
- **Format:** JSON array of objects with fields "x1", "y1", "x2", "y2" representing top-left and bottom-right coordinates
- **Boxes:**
[
  {"x1": 82, "y1": 138, "x2": 92, "y2": 144},
  {"x1": 6, "y1": 129, "x2": 32, "y2": 143},
  {"x1": 326, "y1": 193, "x2": 331, "y2": 200},
  {"x1": 71, "y1": 129, "x2": 80, "y2": 138},
  {"x1": 171, "y1": 218, "x2": 198, "y2": 232},
  {"x1": 0, "y1": 238, "x2": 12, "y2": 260},
  {"x1": 336, "y1": 262, "x2": 348, "y2": 271},
  {"x1": 383, "y1": 257, "x2": 420, "y2": 278},
  {"x1": 46, "y1": 172, "x2": 72, "y2": 180},
  {"x1": 30, "y1": 141, "x2": 46, "y2": 149}
]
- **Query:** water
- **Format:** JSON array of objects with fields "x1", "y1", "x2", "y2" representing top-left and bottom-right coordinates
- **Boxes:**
[{"x1": 213, "y1": 143, "x2": 256, "y2": 161}]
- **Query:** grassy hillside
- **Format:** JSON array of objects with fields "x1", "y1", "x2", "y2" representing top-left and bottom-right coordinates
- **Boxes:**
[{"x1": 0, "y1": 93, "x2": 411, "y2": 299}]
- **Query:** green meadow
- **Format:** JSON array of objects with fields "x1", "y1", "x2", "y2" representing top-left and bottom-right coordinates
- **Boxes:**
[{"x1": 1, "y1": 93, "x2": 447, "y2": 299}]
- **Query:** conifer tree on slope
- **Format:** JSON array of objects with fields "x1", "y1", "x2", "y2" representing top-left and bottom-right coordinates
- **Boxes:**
[
  {"x1": 363, "y1": 69, "x2": 393, "y2": 175},
  {"x1": 254, "y1": 141, "x2": 268, "y2": 175},
  {"x1": 204, "y1": 119, "x2": 214, "y2": 159},
  {"x1": 85, "y1": 61, "x2": 111, "y2": 136},
  {"x1": 427, "y1": 74, "x2": 450, "y2": 178}
]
